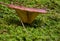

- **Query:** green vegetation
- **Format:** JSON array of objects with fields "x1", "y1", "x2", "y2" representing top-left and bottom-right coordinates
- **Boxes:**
[{"x1": 0, "y1": 0, "x2": 60, "y2": 41}]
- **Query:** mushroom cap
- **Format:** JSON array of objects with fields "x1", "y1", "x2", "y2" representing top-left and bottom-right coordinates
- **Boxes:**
[
  {"x1": 7, "y1": 4, "x2": 47, "y2": 13},
  {"x1": 0, "y1": 2, "x2": 47, "y2": 13}
]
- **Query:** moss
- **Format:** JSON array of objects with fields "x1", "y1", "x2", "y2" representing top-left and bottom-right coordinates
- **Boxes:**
[{"x1": 0, "y1": 0, "x2": 60, "y2": 41}]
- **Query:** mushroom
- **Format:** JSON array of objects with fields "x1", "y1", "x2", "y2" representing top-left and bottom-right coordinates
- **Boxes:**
[{"x1": 0, "y1": 2, "x2": 47, "y2": 24}]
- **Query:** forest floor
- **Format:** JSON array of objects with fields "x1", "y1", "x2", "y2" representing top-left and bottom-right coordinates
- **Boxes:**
[{"x1": 0, "y1": 0, "x2": 60, "y2": 41}]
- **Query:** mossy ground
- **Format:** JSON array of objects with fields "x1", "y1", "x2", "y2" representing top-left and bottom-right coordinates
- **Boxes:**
[{"x1": 0, "y1": 0, "x2": 60, "y2": 41}]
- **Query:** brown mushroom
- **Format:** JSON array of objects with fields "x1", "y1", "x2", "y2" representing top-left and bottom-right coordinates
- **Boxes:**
[{"x1": 0, "y1": 2, "x2": 47, "y2": 24}]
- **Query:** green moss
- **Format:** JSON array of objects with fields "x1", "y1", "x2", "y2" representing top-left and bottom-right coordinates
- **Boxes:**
[{"x1": 0, "y1": 0, "x2": 60, "y2": 41}]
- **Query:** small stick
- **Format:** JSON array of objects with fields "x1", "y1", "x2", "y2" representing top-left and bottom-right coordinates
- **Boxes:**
[{"x1": 21, "y1": 20, "x2": 28, "y2": 34}]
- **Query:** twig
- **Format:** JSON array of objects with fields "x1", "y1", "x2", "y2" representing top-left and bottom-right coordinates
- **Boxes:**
[{"x1": 21, "y1": 20, "x2": 28, "y2": 34}]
